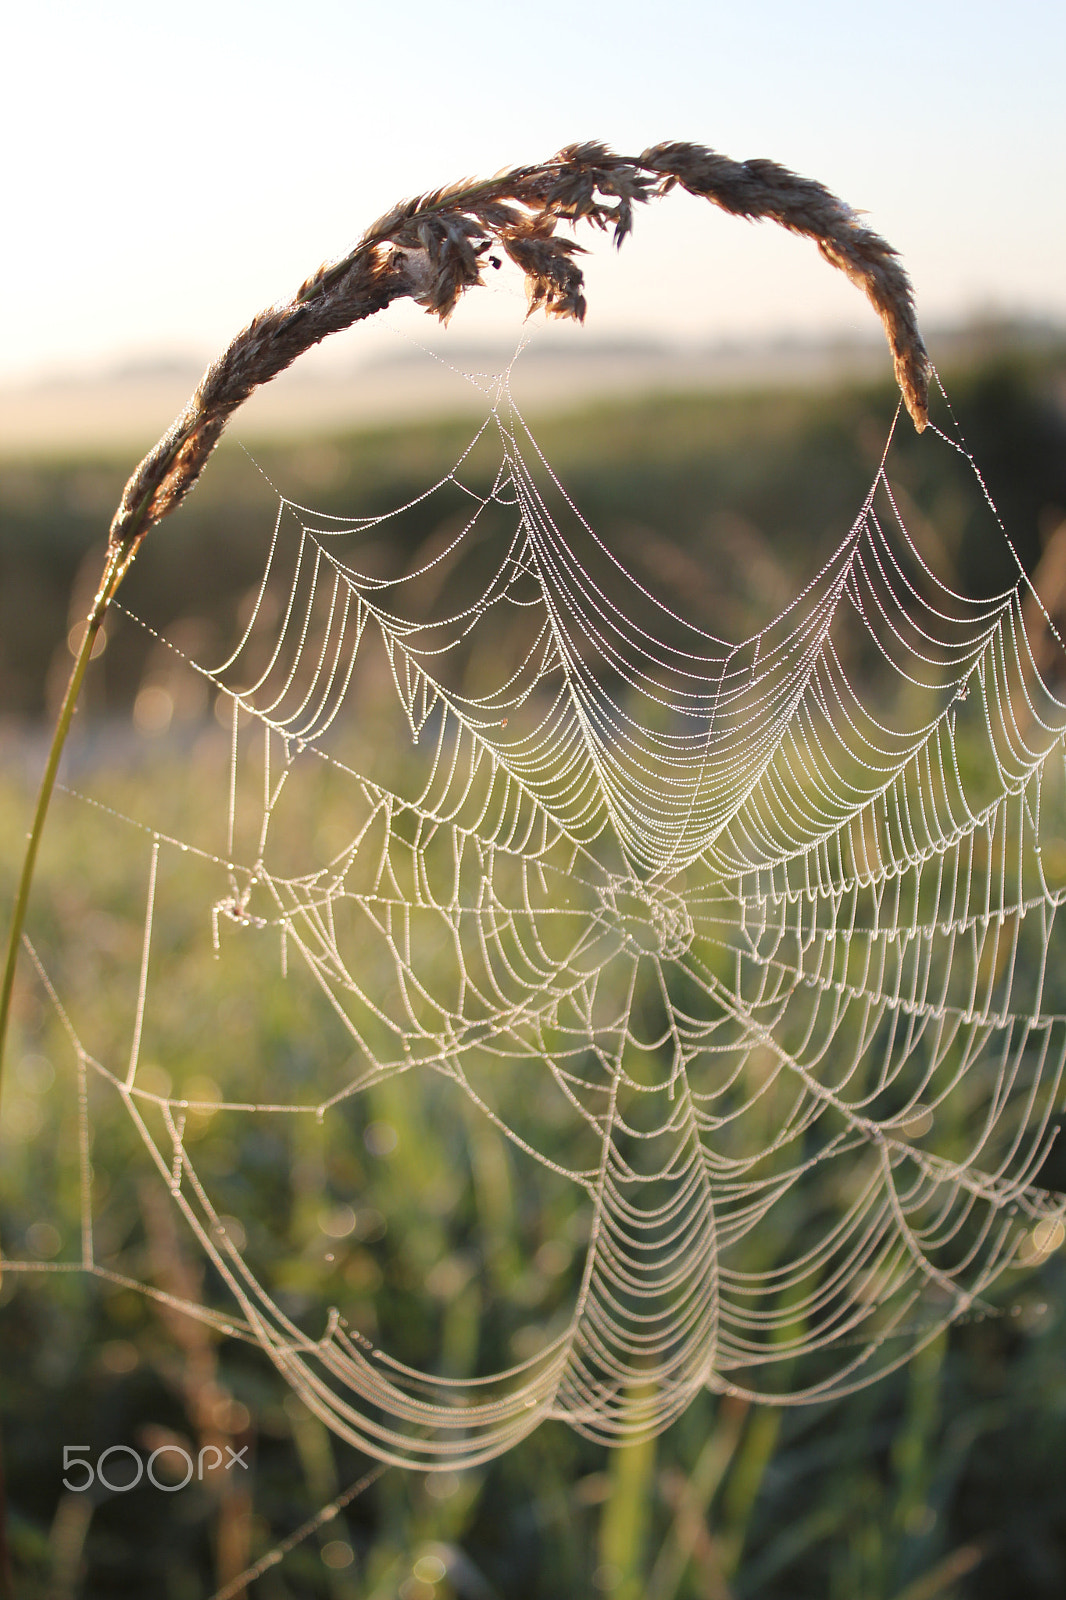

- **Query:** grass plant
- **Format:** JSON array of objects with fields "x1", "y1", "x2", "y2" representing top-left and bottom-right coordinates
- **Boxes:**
[{"x1": 10, "y1": 144, "x2": 1060, "y2": 1599}]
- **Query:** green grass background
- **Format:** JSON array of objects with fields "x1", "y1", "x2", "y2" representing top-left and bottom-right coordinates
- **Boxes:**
[{"x1": 3, "y1": 336, "x2": 1066, "y2": 1598}]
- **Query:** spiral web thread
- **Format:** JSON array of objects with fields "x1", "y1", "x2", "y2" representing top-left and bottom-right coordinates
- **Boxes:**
[{"x1": 11, "y1": 360, "x2": 1066, "y2": 1478}]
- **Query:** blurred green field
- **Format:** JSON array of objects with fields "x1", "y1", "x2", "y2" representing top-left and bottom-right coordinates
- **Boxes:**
[{"x1": 3, "y1": 338, "x2": 1066, "y2": 1599}]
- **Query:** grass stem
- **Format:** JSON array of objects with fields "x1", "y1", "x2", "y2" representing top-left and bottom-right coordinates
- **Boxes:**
[{"x1": 0, "y1": 543, "x2": 126, "y2": 1114}]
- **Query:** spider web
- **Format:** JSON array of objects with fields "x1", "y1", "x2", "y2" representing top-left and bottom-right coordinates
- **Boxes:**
[{"x1": 12, "y1": 356, "x2": 1066, "y2": 1476}]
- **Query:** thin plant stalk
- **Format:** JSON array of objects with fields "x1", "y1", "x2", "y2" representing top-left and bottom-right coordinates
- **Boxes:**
[{"x1": 0, "y1": 545, "x2": 130, "y2": 1099}]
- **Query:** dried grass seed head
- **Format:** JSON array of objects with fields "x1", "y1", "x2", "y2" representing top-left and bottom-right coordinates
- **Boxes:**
[{"x1": 108, "y1": 139, "x2": 930, "y2": 559}]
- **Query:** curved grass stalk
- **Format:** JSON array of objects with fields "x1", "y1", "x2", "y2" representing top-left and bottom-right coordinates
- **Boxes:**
[
  {"x1": 0, "y1": 138, "x2": 930, "y2": 1592},
  {"x1": 0, "y1": 545, "x2": 129, "y2": 1112},
  {"x1": 0, "y1": 137, "x2": 929, "y2": 1102}
]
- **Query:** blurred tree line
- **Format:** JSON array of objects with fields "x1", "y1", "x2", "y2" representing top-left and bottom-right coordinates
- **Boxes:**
[{"x1": 3, "y1": 338, "x2": 1065, "y2": 724}]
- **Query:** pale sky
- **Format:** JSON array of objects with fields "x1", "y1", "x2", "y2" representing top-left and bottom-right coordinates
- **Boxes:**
[{"x1": 4, "y1": 0, "x2": 1064, "y2": 384}]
